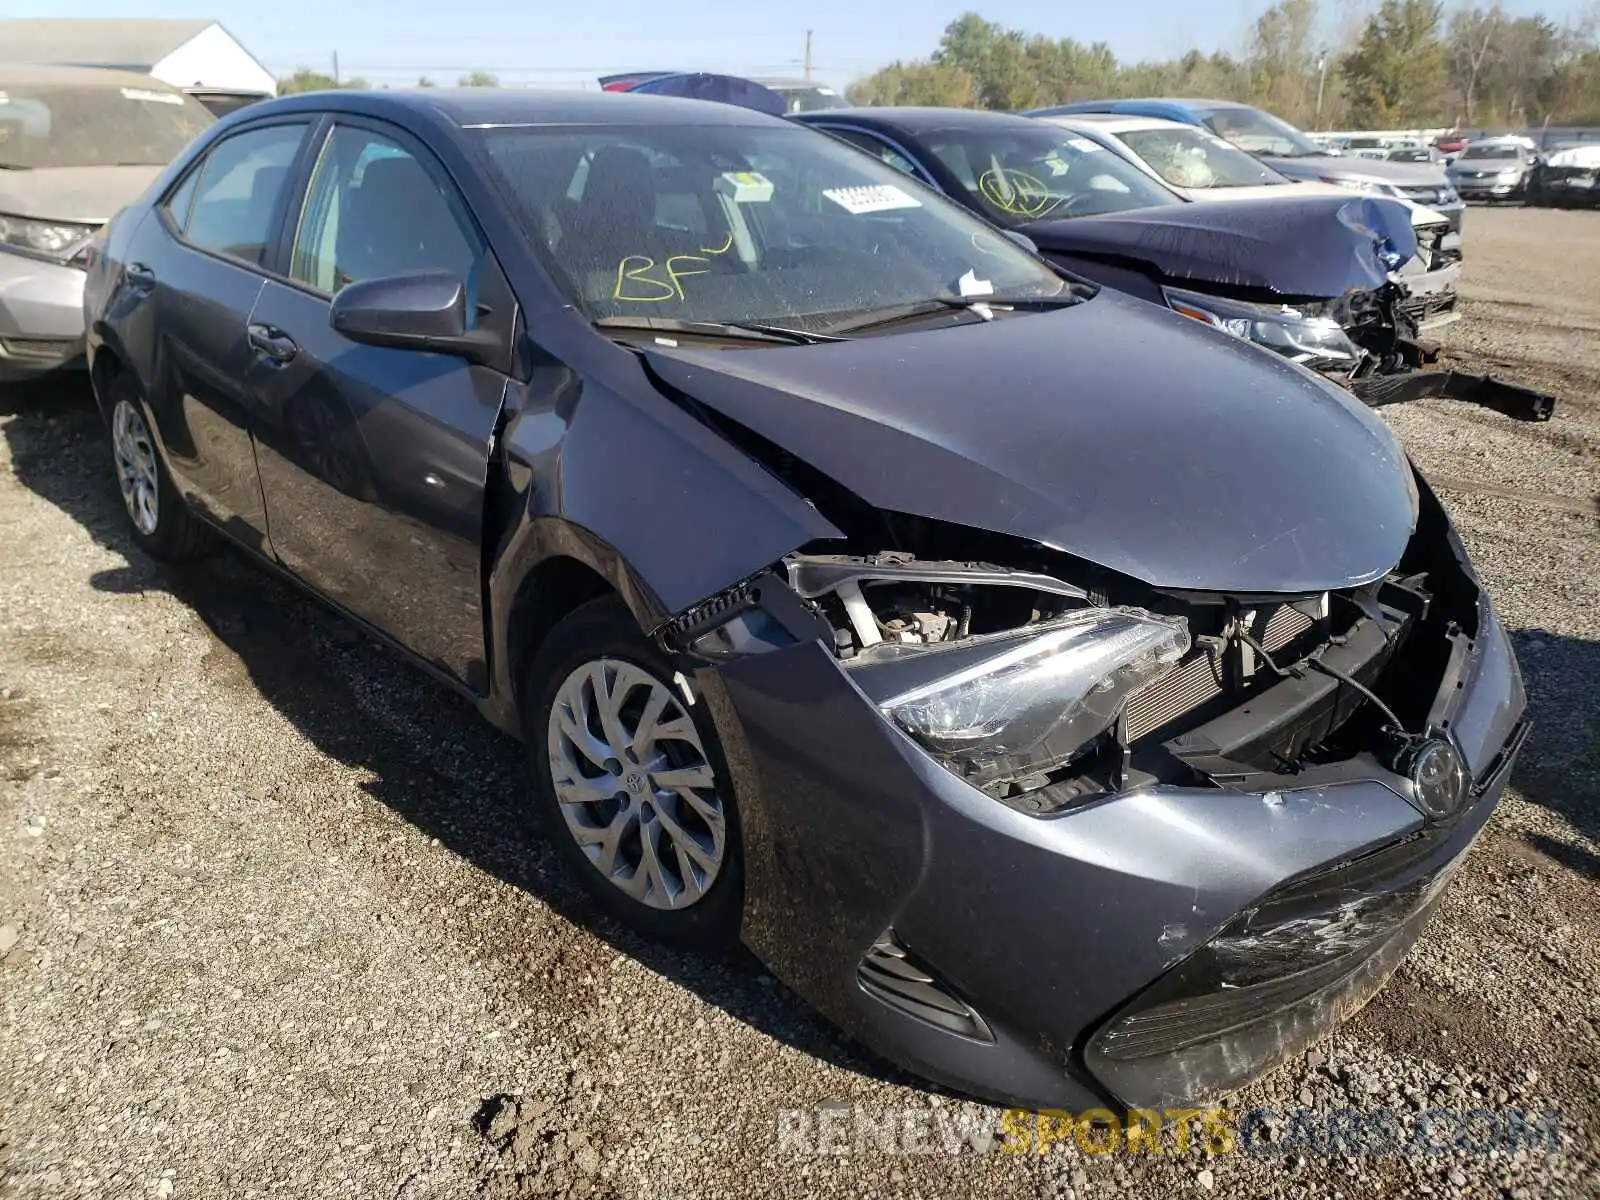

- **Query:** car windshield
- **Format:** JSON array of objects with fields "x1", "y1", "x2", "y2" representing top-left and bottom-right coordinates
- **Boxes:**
[
  {"x1": 1460, "y1": 144, "x2": 1520, "y2": 160},
  {"x1": 1198, "y1": 105, "x2": 1324, "y2": 158},
  {"x1": 0, "y1": 82, "x2": 213, "y2": 169},
  {"x1": 1115, "y1": 126, "x2": 1285, "y2": 189},
  {"x1": 921, "y1": 125, "x2": 1181, "y2": 224},
  {"x1": 480, "y1": 123, "x2": 1072, "y2": 327}
]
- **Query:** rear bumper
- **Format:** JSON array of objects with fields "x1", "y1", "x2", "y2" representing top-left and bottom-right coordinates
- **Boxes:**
[
  {"x1": 0, "y1": 251, "x2": 87, "y2": 382},
  {"x1": 713, "y1": 587, "x2": 1526, "y2": 1110}
]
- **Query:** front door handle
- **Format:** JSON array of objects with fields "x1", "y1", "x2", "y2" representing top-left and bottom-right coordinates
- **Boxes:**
[
  {"x1": 124, "y1": 262, "x2": 156, "y2": 293},
  {"x1": 247, "y1": 323, "x2": 298, "y2": 364}
]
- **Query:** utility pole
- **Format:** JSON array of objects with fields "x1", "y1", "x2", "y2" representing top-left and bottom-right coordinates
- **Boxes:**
[
  {"x1": 804, "y1": 30, "x2": 813, "y2": 81},
  {"x1": 1315, "y1": 52, "x2": 1328, "y2": 127},
  {"x1": 332, "y1": 50, "x2": 341, "y2": 86}
]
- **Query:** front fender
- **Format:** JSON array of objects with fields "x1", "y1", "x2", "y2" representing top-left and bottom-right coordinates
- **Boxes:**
[{"x1": 483, "y1": 351, "x2": 840, "y2": 729}]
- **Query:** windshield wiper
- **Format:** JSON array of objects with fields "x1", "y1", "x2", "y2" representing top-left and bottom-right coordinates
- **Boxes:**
[
  {"x1": 822, "y1": 292, "x2": 1083, "y2": 335},
  {"x1": 592, "y1": 316, "x2": 844, "y2": 346}
]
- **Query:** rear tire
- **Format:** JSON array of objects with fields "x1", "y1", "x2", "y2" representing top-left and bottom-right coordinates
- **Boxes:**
[
  {"x1": 521, "y1": 595, "x2": 743, "y2": 949},
  {"x1": 104, "y1": 374, "x2": 212, "y2": 562}
]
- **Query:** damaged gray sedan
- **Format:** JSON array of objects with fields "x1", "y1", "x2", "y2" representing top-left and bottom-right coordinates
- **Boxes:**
[{"x1": 84, "y1": 88, "x2": 1529, "y2": 1111}]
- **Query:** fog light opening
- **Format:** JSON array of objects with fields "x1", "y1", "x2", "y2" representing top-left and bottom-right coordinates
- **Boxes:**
[{"x1": 1397, "y1": 736, "x2": 1469, "y2": 820}]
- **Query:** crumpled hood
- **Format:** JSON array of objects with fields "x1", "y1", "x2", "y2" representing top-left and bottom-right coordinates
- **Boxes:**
[
  {"x1": 1018, "y1": 194, "x2": 1417, "y2": 297},
  {"x1": 0, "y1": 165, "x2": 162, "y2": 224},
  {"x1": 1542, "y1": 145, "x2": 1600, "y2": 170},
  {"x1": 644, "y1": 289, "x2": 1418, "y2": 595}
]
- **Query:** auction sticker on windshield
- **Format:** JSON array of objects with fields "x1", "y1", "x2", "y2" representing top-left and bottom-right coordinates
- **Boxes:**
[
  {"x1": 823, "y1": 184, "x2": 922, "y2": 214},
  {"x1": 716, "y1": 171, "x2": 774, "y2": 203}
]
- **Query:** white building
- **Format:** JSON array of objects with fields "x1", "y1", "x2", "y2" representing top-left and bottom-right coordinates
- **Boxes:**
[{"x1": 0, "y1": 19, "x2": 276, "y2": 115}]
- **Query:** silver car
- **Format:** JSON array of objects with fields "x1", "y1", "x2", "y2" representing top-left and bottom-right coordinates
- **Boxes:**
[
  {"x1": 0, "y1": 65, "x2": 212, "y2": 384},
  {"x1": 1447, "y1": 139, "x2": 1536, "y2": 202}
]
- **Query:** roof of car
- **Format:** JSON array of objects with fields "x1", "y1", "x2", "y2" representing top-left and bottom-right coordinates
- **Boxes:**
[
  {"x1": 752, "y1": 76, "x2": 835, "y2": 89},
  {"x1": 0, "y1": 62, "x2": 189, "y2": 89},
  {"x1": 795, "y1": 106, "x2": 1045, "y2": 133},
  {"x1": 252, "y1": 87, "x2": 797, "y2": 129},
  {"x1": 1038, "y1": 113, "x2": 1198, "y2": 134},
  {"x1": 1030, "y1": 98, "x2": 1244, "y2": 121}
]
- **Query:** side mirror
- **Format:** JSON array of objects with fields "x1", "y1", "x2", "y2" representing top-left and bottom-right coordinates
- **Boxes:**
[
  {"x1": 1002, "y1": 229, "x2": 1039, "y2": 255},
  {"x1": 330, "y1": 269, "x2": 497, "y2": 365}
]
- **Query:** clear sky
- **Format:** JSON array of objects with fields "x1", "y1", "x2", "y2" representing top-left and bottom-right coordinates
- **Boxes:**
[{"x1": 7, "y1": 0, "x2": 1587, "y2": 91}]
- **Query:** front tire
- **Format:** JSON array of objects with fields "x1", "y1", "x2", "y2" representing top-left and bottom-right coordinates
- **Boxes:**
[
  {"x1": 522, "y1": 596, "x2": 743, "y2": 948},
  {"x1": 105, "y1": 375, "x2": 211, "y2": 561}
]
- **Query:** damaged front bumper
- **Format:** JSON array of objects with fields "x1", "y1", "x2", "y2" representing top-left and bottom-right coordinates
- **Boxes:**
[
  {"x1": 1086, "y1": 713, "x2": 1527, "y2": 1107},
  {"x1": 1353, "y1": 368, "x2": 1557, "y2": 422},
  {"x1": 688, "y1": 547, "x2": 1527, "y2": 1111}
]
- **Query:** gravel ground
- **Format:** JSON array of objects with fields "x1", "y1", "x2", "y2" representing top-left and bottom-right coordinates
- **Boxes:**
[{"x1": 2, "y1": 206, "x2": 1597, "y2": 1200}]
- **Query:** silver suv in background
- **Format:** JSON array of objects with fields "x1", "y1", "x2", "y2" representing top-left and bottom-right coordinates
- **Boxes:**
[{"x1": 0, "y1": 65, "x2": 212, "y2": 384}]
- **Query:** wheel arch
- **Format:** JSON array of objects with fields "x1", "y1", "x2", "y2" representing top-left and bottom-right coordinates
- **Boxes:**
[
  {"x1": 87, "y1": 332, "x2": 126, "y2": 423},
  {"x1": 488, "y1": 519, "x2": 670, "y2": 735}
]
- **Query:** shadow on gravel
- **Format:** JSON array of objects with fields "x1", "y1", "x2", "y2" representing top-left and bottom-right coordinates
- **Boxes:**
[
  {"x1": 1504, "y1": 629, "x2": 1600, "y2": 874},
  {"x1": 0, "y1": 380, "x2": 922, "y2": 1097}
]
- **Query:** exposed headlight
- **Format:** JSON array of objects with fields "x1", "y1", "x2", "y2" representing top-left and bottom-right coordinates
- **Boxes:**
[
  {"x1": 880, "y1": 608, "x2": 1189, "y2": 786},
  {"x1": 1318, "y1": 176, "x2": 1394, "y2": 197},
  {"x1": 0, "y1": 214, "x2": 100, "y2": 262},
  {"x1": 1162, "y1": 285, "x2": 1365, "y2": 372}
]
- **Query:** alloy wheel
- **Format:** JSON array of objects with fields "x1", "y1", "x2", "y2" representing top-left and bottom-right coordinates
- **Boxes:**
[
  {"x1": 111, "y1": 398, "x2": 160, "y2": 536},
  {"x1": 546, "y1": 658, "x2": 726, "y2": 910}
]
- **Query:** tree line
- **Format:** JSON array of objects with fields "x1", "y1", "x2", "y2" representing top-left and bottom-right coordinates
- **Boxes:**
[
  {"x1": 276, "y1": 69, "x2": 501, "y2": 94},
  {"x1": 848, "y1": 2, "x2": 1600, "y2": 129}
]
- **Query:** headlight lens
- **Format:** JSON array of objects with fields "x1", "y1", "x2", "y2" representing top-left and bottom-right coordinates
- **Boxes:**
[
  {"x1": 0, "y1": 214, "x2": 99, "y2": 261},
  {"x1": 1318, "y1": 176, "x2": 1392, "y2": 196},
  {"x1": 1163, "y1": 285, "x2": 1365, "y2": 371},
  {"x1": 881, "y1": 608, "x2": 1189, "y2": 786}
]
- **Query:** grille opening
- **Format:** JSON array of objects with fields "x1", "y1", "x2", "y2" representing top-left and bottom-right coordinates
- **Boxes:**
[
  {"x1": 1120, "y1": 576, "x2": 1449, "y2": 794},
  {"x1": 1124, "y1": 600, "x2": 1323, "y2": 746},
  {"x1": 857, "y1": 931, "x2": 994, "y2": 1044}
]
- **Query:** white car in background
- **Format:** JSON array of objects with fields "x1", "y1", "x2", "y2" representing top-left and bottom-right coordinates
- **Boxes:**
[{"x1": 1035, "y1": 112, "x2": 1462, "y2": 330}]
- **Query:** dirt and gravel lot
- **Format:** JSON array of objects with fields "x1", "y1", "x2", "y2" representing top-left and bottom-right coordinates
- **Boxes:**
[{"x1": 2, "y1": 206, "x2": 1598, "y2": 1200}]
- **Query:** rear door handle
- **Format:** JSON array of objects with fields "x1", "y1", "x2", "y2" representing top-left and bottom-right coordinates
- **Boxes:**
[
  {"x1": 247, "y1": 323, "x2": 298, "y2": 364},
  {"x1": 124, "y1": 262, "x2": 156, "y2": 293}
]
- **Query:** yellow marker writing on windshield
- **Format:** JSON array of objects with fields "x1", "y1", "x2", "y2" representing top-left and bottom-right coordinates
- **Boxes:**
[
  {"x1": 614, "y1": 255, "x2": 677, "y2": 302},
  {"x1": 977, "y1": 168, "x2": 1058, "y2": 219},
  {"x1": 665, "y1": 255, "x2": 711, "y2": 295}
]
